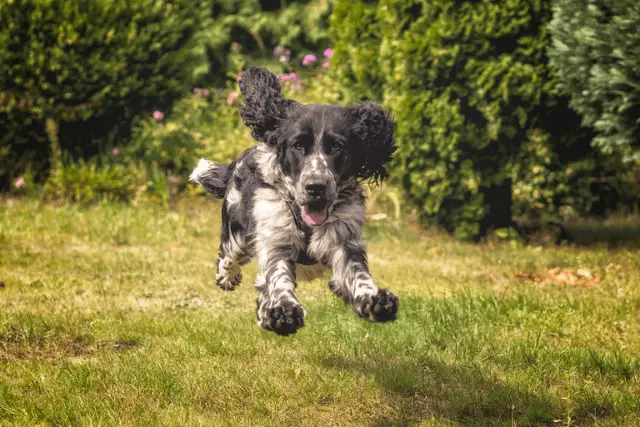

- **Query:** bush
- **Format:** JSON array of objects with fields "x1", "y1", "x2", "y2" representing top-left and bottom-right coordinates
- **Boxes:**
[
  {"x1": 331, "y1": 0, "x2": 587, "y2": 240},
  {"x1": 513, "y1": 138, "x2": 640, "y2": 220},
  {"x1": 43, "y1": 158, "x2": 136, "y2": 205},
  {"x1": 126, "y1": 85, "x2": 252, "y2": 185},
  {"x1": 548, "y1": 0, "x2": 640, "y2": 163},
  {"x1": 202, "y1": 0, "x2": 332, "y2": 82},
  {"x1": 0, "y1": 0, "x2": 211, "y2": 189}
]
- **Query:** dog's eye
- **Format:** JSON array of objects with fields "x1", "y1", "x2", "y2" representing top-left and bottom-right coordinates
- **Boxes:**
[
  {"x1": 293, "y1": 142, "x2": 304, "y2": 151},
  {"x1": 330, "y1": 142, "x2": 343, "y2": 153}
]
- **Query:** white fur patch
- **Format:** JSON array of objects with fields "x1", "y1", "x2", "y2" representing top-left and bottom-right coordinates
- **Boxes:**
[
  {"x1": 189, "y1": 158, "x2": 216, "y2": 184},
  {"x1": 226, "y1": 185, "x2": 242, "y2": 206}
]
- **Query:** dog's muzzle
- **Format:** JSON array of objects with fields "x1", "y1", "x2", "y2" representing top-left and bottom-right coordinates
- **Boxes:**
[{"x1": 298, "y1": 179, "x2": 336, "y2": 226}]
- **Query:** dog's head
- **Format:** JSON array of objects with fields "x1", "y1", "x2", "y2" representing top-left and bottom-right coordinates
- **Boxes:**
[{"x1": 239, "y1": 67, "x2": 396, "y2": 226}]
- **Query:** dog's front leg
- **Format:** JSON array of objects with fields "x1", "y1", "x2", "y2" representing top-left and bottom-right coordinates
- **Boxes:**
[
  {"x1": 330, "y1": 241, "x2": 398, "y2": 322},
  {"x1": 255, "y1": 248, "x2": 305, "y2": 335}
]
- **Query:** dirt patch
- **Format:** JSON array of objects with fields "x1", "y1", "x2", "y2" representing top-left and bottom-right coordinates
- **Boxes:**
[
  {"x1": 0, "y1": 330, "x2": 140, "y2": 362},
  {"x1": 0, "y1": 336, "x2": 95, "y2": 362},
  {"x1": 513, "y1": 268, "x2": 601, "y2": 288}
]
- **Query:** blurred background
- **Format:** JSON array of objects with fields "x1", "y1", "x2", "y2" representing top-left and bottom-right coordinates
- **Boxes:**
[{"x1": 1, "y1": 0, "x2": 639, "y2": 241}]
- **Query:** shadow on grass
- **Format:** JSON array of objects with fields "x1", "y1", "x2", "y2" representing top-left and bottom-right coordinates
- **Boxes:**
[
  {"x1": 567, "y1": 217, "x2": 640, "y2": 249},
  {"x1": 566, "y1": 217, "x2": 640, "y2": 249},
  {"x1": 321, "y1": 354, "x2": 555, "y2": 427}
]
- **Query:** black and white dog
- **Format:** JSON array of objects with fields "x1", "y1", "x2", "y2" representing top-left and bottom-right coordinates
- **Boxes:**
[{"x1": 190, "y1": 68, "x2": 398, "y2": 335}]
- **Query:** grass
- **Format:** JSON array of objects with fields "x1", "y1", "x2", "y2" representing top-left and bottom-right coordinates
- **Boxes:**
[{"x1": 0, "y1": 197, "x2": 639, "y2": 426}]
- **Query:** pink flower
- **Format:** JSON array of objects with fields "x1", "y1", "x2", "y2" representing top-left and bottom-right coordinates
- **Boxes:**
[
  {"x1": 323, "y1": 48, "x2": 333, "y2": 58},
  {"x1": 153, "y1": 111, "x2": 164, "y2": 121},
  {"x1": 322, "y1": 61, "x2": 329, "y2": 70},
  {"x1": 202, "y1": 89, "x2": 209, "y2": 97},
  {"x1": 193, "y1": 88, "x2": 202, "y2": 95},
  {"x1": 273, "y1": 46, "x2": 285, "y2": 57},
  {"x1": 288, "y1": 72, "x2": 298, "y2": 81},
  {"x1": 279, "y1": 55, "x2": 289, "y2": 63},
  {"x1": 14, "y1": 177, "x2": 25, "y2": 189},
  {"x1": 227, "y1": 91, "x2": 238, "y2": 105},
  {"x1": 302, "y1": 54, "x2": 317, "y2": 67},
  {"x1": 112, "y1": 148, "x2": 120, "y2": 156}
]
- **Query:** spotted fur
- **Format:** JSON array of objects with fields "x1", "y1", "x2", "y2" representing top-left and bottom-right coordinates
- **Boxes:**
[{"x1": 190, "y1": 67, "x2": 399, "y2": 335}]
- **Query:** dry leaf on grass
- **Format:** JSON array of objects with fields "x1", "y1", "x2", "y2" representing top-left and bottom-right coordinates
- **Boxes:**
[{"x1": 512, "y1": 268, "x2": 600, "y2": 288}]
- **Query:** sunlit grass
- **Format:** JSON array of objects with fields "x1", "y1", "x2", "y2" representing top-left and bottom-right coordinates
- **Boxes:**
[{"x1": 1, "y1": 197, "x2": 639, "y2": 426}]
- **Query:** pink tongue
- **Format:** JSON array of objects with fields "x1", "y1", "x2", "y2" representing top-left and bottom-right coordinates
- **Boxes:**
[{"x1": 303, "y1": 206, "x2": 327, "y2": 225}]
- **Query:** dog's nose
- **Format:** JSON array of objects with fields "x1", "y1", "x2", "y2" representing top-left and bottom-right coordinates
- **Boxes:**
[{"x1": 305, "y1": 182, "x2": 327, "y2": 198}]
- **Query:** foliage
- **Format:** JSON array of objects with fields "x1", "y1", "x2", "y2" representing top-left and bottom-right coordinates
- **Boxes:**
[
  {"x1": 514, "y1": 147, "x2": 640, "y2": 221},
  {"x1": 126, "y1": 88, "x2": 249, "y2": 180},
  {"x1": 0, "y1": 0, "x2": 212, "y2": 188},
  {"x1": 331, "y1": 0, "x2": 588, "y2": 240},
  {"x1": 127, "y1": 74, "x2": 266, "y2": 201},
  {"x1": 548, "y1": 0, "x2": 640, "y2": 162},
  {"x1": 39, "y1": 82, "x2": 257, "y2": 205},
  {"x1": 202, "y1": 0, "x2": 331, "y2": 82},
  {"x1": 43, "y1": 158, "x2": 136, "y2": 204}
]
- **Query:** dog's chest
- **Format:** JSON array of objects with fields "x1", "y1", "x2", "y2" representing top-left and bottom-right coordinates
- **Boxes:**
[
  {"x1": 292, "y1": 218, "x2": 330, "y2": 281},
  {"x1": 294, "y1": 217, "x2": 318, "y2": 266}
]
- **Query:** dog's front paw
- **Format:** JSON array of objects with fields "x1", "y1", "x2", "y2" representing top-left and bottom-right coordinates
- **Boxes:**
[
  {"x1": 355, "y1": 289, "x2": 398, "y2": 322},
  {"x1": 216, "y1": 272, "x2": 242, "y2": 291},
  {"x1": 257, "y1": 299, "x2": 305, "y2": 336}
]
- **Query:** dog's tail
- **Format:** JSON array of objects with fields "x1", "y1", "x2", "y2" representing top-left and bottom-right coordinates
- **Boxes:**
[{"x1": 189, "y1": 158, "x2": 231, "y2": 199}]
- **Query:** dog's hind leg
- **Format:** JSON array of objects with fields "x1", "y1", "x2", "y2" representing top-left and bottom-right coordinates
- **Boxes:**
[
  {"x1": 216, "y1": 244, "x2": 245, "y2": 291},
  {"x1": 216, "y1": 204, "x2": 249, "y2": 291}
]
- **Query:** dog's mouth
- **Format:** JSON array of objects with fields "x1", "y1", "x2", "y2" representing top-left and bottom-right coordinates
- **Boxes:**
[{"x1": 301, "y1": 203, "x2": 328, "y2": 226}]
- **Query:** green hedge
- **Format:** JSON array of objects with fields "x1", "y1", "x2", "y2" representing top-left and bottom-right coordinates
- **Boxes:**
[
  {"x1": 330, "y1": 0, "x2": 591, "y2": 239},
  {"x1": 0, "y1": 0, "x2": 211, "y2": 188},
  {"x1": 548, "y1": 0, "x2": 640, "y2": 163}
]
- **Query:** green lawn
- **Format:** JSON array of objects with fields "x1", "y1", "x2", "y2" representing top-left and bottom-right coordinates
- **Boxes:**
[{"x1": 1, "y1": 198, "x2": 639, "y2": 426}]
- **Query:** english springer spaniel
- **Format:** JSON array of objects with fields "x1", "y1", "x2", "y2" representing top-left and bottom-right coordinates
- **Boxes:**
[{"x1": 190, "y1": 67, "x2": 398, "y2": 335}]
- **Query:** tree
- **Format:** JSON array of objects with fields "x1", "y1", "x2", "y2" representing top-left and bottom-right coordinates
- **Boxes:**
[{"x1": 548, "y1": 0, "x2": 640, "y2": 162}]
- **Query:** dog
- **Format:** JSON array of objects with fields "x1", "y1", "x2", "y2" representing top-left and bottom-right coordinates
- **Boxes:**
[{"x1": 190, "y1": 67, "x2": 398, "y2": 335}]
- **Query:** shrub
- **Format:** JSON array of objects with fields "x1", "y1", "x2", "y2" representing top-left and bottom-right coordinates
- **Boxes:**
[
  {"x1": 126, "y1": 86, "x2": 252, "y2": 187},
  {"x1": 331, "y1": 0, "x2": 590, "y2": 240},
  {"x1": 202, "y1": 0, "x2": 332, "y2": 81},
  {"x1": 0, "y1": 0, "x2": 211, "y2": 189},
  {"x1": 43, "y1": 157, "x2": 135, "y2": 204},
  {"x1": 548, "y1": 0, "x2": 640, "y2": 163}
]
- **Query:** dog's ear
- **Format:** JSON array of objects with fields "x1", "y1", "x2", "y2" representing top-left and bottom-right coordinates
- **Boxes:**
[
  {"x1": 239, "y1": 67, "x2": 294, "y2": 144},
  {"x1": 348, "y1": 102, "x2": 397, "y2": 185}
]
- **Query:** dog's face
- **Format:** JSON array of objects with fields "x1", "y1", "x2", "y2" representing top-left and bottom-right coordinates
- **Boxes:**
[
  {"x1": 239, "y1": 68, "x2": 396, "y2": 226},
  {"x1": 278, "y1": 106, "x2": 361, "y2": 225}
]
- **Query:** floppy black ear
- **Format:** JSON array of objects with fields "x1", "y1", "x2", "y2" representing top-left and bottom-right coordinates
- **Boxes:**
[
  {"x1": 349, "y1": 102, "x2": 397, "y2": 185},
  {"x1": 239, "y1": 67, "x2": 294, "y2": 144}
]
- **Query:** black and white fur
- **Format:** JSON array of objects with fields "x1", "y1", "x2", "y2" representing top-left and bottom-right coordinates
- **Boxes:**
[{"x1": 190, "y1": 68, "x2": 398, "y2": 335}]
